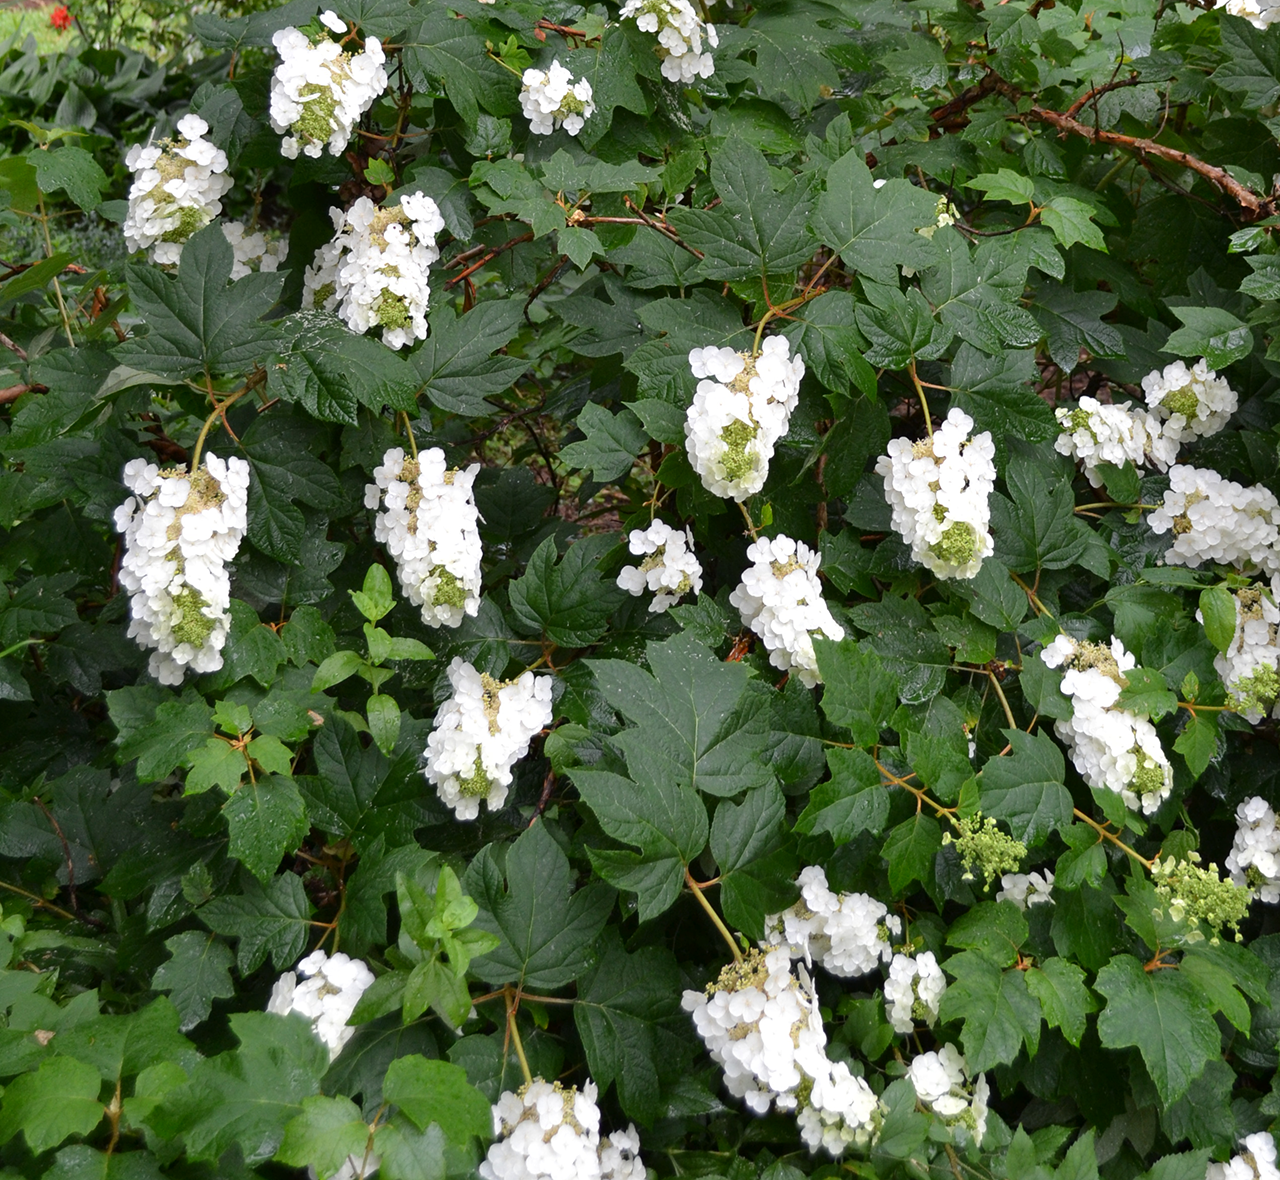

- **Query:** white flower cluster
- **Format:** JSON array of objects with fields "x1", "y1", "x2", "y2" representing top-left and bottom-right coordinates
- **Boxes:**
[
  {"x1": 519, "y1": 60, "x2": 595, "y2": 136},
  {"x1": 267, "y1": 949, "x2": 376, "y2": 1060},
  {"x1": 728, "y1": 534, "x2": 844, "y2": 687},
  {"x1": 113, "y1": 454, "x2": 249, "y2": 685},
  {"x1": 479, "y1": 1079, "x2": 644, "y2": 1180},
  {"x1": 1208, "y1": 1133, "x2": 1280, "y2": 1180},
  {"x1": 876, "y1": 408, "x2": 996, "y2": 580},
  {"x1": 1142, "y1": 358, "x2": 1238, "y2": 444},
  {"x1": 269, "y1": 11, "x2": 387, "y2": 159},
  {"x1": 1227, "y1": 796, "x2": 1280, "y2": 904},
  {"x1": 996, "y1": 870, "x2": 1055, "y2": 910},
  {"x1": 123, "y1": 114, "x2": 232, "y2": 265},
  {"x1": 305, "y1": 193, "x2": 445, "y2": 350},
  {"x1": 616, "y1": 520, "x2": 703, "y2": 613},
  {"x1": 1203, "y1": 581, "x2": 1280, "y2": 721},
  {"x1": 1041, "y1": 635, "x2": 1173, "y2": 815},
  {"x1": 425, "y1": 657, "x2": 554, "y2": 820},
  {"x1": 620, "y1": 0, "x2": 718, "y2": 81},
  {"x1": 222, "y1": 221, "x2": 288, "y2": 279},
  {"x1": 684, "y1": 336, "x2": 804, "y2": 501},
  {"x1": 762, "y1": 866, "x2": 902, "y2": 979},
  {"x1": 365, "y1": 447, "x2": 482, "y2": 628},
  {"x1": 883, "y1": 952, "x2": 946, "y2": 1035},
  {"x1": 1217, "y1": 0, "x2": 1280, "y2": 28},
  {"x1": 1149, "y1": 465, "x2": 1280, "y2": 576},
  {"x1": 907, "y1": 1045, "x2": 989, "y2": 1146},
  {"x1": 683, "y1": 947, "x2": 883, "y2": 1156},
  {"x1": 1054, "y1": 397, "x2": 1175, "y2": 488}
]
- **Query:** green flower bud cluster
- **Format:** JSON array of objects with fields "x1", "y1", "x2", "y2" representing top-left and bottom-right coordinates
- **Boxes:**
[
  {"x1": 1152, "y1": 851, "x2": 1251, "y2": 943},
  {"x1": 943, "y1": 815, "x2": 1027, "y2": 888}
]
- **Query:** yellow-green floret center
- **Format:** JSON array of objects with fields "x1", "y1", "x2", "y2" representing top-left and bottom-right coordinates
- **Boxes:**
[
  {"x1": 431, "y1": 566, "x2": 467, "y2": 610},
  {"x1": 720, "y1": 417, "x2": 758, "y2": 481},
  {"x1": 295, "y1": 80, "x2": 340, "y2": 146},
  {"x1": 375, "y1": 291, "x2": 410, "y2": 330},
  {"x1": 930, "y1": 520, "x2": 978, "y2": 566},
  {"x1": 171, "y1": 587, "x2": 216, "y2": 648},
  {"x1": 1160, "y1": 385, "x2": 1200, "y2": 420}
]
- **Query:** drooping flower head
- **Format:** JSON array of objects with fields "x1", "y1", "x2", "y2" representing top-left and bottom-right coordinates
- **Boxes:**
[
  {"x1": 123, "y1": 114, "x2": 232, "y2": 265},
  {"x1": 479, "y1": 1079, "x2": 603, "y2": 1180},
  {"x1": 266, "y1": 949, "x2": 375, "y2": 1060},
  {"x1": 684, "y1": 336, "x2": 804, "y2": 501},
  {"x1": 1199, "y1": 579, "x2": 1280, "y2": 722},
  {"x1": 425, "y1": 658, "x2": 554, "y2": 820},
  {"x1": 1040, "y1": 635, "x2": 1173, "y2": 814},
  {"x1": 222, "y1": 221, "x2": 288, "y2": 280},
  {"x1": 616, "y1": 520, "x2": 703, "y2": 613},
  {"x1": 620, "y1": 0, "x2": 718, "y2": 81},
  {"x1": 1148, "y1": 465, "x2": 1280, "y2": 576},
  {"x1": 1142, "y1": 358, "x2": 1237, "y2": 444},
  {"x1": 304, "y1": 192, "x2": 445, "y2": 349},
  {"x1": 728, "y1": 534, "x2": 844, "y2": 686},
  {"x1": 520, "y1": 60, "x2": 595, "y2": 136},
  {"x1": 682, "y1": 946, "x2": 884, "y2": 1155},
  {"x1": 876, "y1": 407, "x2": 996, "y2": 580},
  {"x1": 907, "y1": 1045, "x2": 989, "y2": 1146},
  {"x1": 1054, "y1": 397, "x2": 1175, "y2": 487},
  {"x1": 365, "y1": 447, "x2": 483, "y2": 628},
  {"x1": 113, "y1": 453, "x2": 249, "y2": 684},
  {"x1": 269, "y1": 11, "x2": 388, "y2": 159}
]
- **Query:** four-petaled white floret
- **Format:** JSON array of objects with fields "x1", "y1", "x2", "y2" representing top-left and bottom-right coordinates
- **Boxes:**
[
  {"x1": 304, "y1": 193, "x2": 445, "y2": 349},
  {"x1": 1041, "y1": 634, "x2": 1173, "y2": 815},
  {"x1": 1054, "y1": 397, "x2": 1176, "y2": 488},
  {"x1": 113, "y1": 453, "x2": 249, "y2": 685},
  {"x1": 728, "y1": 534, "x2": 844, "y2": 687},
  {"x1": 620, "y1": 0, "x2": 718, "y2": 81},
  {"x1": 266, "y1": 949, "x2": 376, "y2": 1060},
  {"x1": 425, "y1": 657, "x2": 554, "y2": 821},
  {"x1": 1149, "y1": 465, "x2": 1280, "y2": 576},
  {"x1": 365, "y1": 446, "x2": 483, "y2": 628},
  {"x1": 996, "y1": 870, "x2": 1055, "y2": 911},
  {"x1": 616, "y1": 519, "x2": 703, "y2": 612},
  {"x1": 684, "y1": 336, "x2": 805, "y2": 501},
  {"x1": 124, "y1": 114, "x2": 233, "y2": 265},
  {"x1": 1142, "y1": 358, "x2": 1238, "y2": 444},
  {"x1": 520, "y1": 60, "x2": 595, "y2": 136},
  {"x1": 269, "y1": 12, "x2": 387, "y2": 159},
  {"x1": 876, "y1": 407, "x2": 996, "y2": 580}
]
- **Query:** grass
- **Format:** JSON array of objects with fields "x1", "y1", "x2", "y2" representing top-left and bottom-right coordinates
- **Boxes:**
[{"x1": 0, "y1": 2, "x2": 72, "y2": 54}]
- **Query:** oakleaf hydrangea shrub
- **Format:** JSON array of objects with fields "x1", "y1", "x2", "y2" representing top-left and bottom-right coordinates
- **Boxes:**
[{"x1": 9, "y1": 0, "x2": 1280, "y2": 1172}]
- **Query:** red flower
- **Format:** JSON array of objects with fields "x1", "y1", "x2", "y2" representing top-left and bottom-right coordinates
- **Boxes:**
[{"x1": 50, "y1": 6, "x2": 72, "y2": 30}]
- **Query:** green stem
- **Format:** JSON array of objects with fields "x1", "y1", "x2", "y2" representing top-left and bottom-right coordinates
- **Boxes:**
[
  {"x1": 190, "y1": 382, "x2": 251, "y2": 471},
  {"x1": 908, "y1": 360, "x2": 933, "y2": 437},
  {"x1": 505, "y1": 989, "x2": 533, "y2": 1085},
  {"x1": 36, "y1": 188, "x2": 74, "y2": 348},
  {"x1": 686, "y1": 868, "x2": 743, "y2": 962}
]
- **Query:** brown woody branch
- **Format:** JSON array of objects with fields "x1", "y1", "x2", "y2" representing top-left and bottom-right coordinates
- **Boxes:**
[
  {"x1": 0, "y1": 383, "x2": 44, "y2": 404},
  {"x1": 0, "y1": 331, "x2": 27, "y2": 362},
  {"x1": 1064, "y1": 72, "x2": 1141, "y2": 120},
  {"x1": 1028, "y1": 100, "x2": 1274, "y2": 218},
  {"x1": 931, "y1": 68, "x2": 1276, "y2": 221}
]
